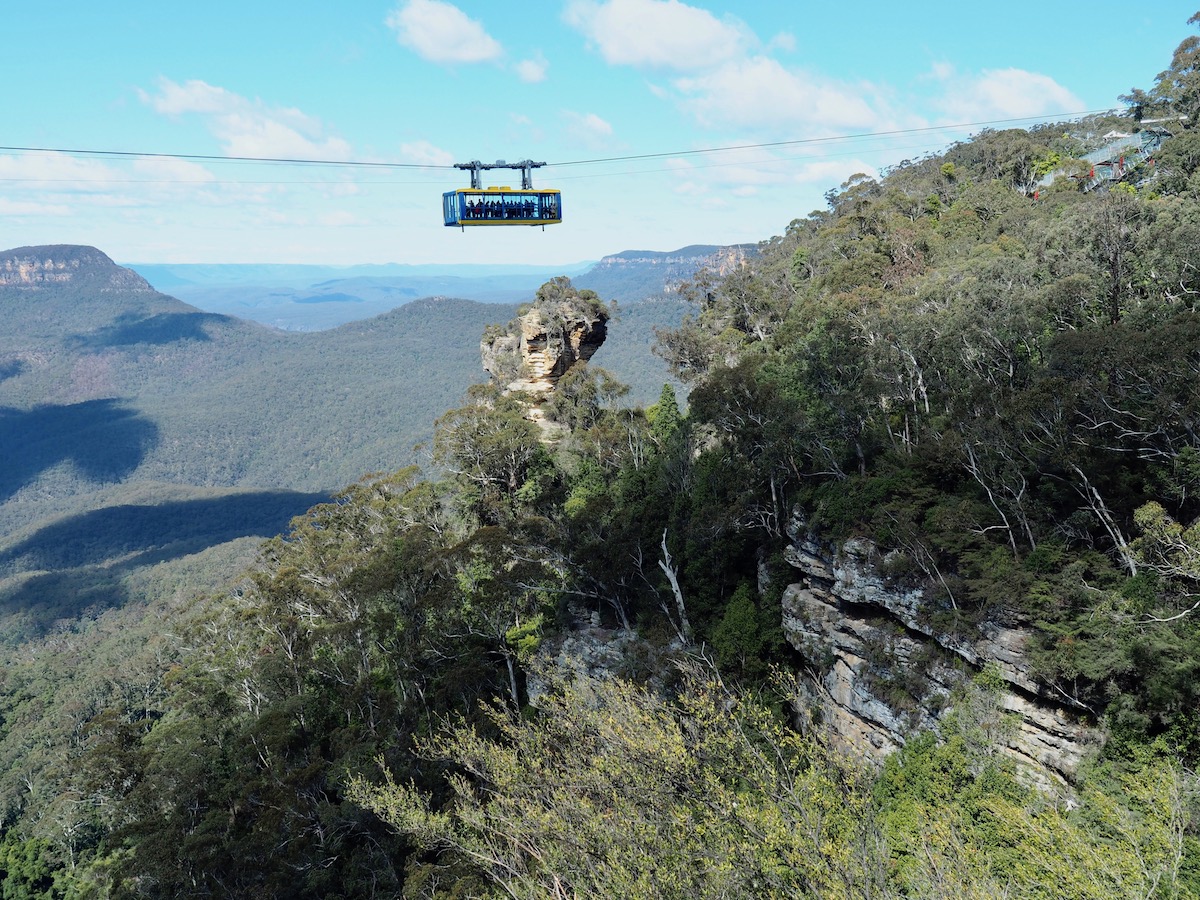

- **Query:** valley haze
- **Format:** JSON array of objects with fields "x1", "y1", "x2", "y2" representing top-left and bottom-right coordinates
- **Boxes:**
[{"x1": 124, "y1": 245, "x2": 747, "y2": 330}]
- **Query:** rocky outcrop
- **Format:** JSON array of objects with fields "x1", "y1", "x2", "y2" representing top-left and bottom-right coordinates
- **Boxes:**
[
  {"x1": 0, "y1": 245, "x2": 153, "y2": 291},
  {"x1": 782, "y1": 512, "x2": 1101, "y2": 790},
  {"x1": 481, "y1": 280, "x2": 609, "y2": 434},
  {"x1": 527, "y1": 628, "x2": 643, "y2": 705},
  {"x1": 482, "y1": 305, "x2": 606, "y2": 397}
]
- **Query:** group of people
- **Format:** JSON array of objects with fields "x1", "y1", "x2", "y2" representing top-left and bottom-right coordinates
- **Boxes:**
[{"x1": 462, "y1": 195, "x2": 558, "y2": 220}]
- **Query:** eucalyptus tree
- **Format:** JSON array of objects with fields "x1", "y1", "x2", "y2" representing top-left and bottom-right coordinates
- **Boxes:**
[{"x1": 351, "y1": 665, "x2": 888, "y2": 900}]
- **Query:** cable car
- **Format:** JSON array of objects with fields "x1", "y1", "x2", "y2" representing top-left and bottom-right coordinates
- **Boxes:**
[{"x1": 443, "y1": 159, "x2": 562, "y2": 229}]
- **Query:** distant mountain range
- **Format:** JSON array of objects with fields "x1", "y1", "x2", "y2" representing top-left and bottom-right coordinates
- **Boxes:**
[
  {"x1": 0, "y1": 242, "x2": 738, "y2": 639},
  {"x1": 127, "y1": 261, "x2": 592, "y2": 331},
  {"x1": 575, "y1": 244, "x2": 756, "y2": 302},
  {"x1": 127, "y1": 244, "x2": 753, "y2": 330}
]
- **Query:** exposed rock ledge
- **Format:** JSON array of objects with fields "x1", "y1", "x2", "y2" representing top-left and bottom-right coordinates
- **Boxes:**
[{"x1": 782, "y1": 513, "x2": 1102, "y2": 790}]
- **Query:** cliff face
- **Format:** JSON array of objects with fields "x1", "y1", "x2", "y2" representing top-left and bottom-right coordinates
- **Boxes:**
[
  {"x1": 0, "y1": 245, "x2": 153, "y2": 291},
  {"x1": 781, "y1": 511, "x2": 1101, "y2": 790},
  {"x1": 574, "y1": 244, "x2": 756, "y2": 302}
]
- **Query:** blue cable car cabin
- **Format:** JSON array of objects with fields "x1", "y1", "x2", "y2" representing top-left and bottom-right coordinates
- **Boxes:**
[
  {"x1": 444, "y1": 159, "x2": 561, "y2": 229},
  {"x1": 443, "y1": 188, "x2": 562, "y2": 228}
]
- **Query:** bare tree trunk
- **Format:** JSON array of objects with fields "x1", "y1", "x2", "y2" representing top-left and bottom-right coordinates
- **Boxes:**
[
  {"x1": 964, "y1": 442, "x2": 1019, "y2": 558},
  {"x1": 658, "y1": 529, "x2": 692, "y2": 645},
  {"x1": 1070, "y1": 463, "x2": 1138, "y2": 575},
  {"x1": 504, "y1": 650, "x2": 521, "y2": 709}
]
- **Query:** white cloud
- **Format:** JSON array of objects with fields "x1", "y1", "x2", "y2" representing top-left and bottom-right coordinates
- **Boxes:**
[
  {"x1": 564, "y1": 111, "x2": 614, "y2": 145},
  {"x1": 0, "y1": 149, "x2": 253, "y2": 226},
  {"x1": 516, "y1": 53, "x2": 548, "y2": 83},
  {"x1": 929, "y1": 61, "x2": 955, "y2": 81},
  {"x1": 665, "y1": 153, "x2": 778, "y2": 190},
  {"x1": 139, "y1": 79, "x2": 237, "y2": 116},
  {"x1": 791, "y1": 158, "x2": 879, "y2": 186},
  {"x1": 673, "y1": 56, "x2": 885, "y2": 133},
  {"x1": 0, "y1": 152, "x2": 119, "y2": 192},
  {"x1": 0, "y1": 198, "x2": 72, "y2": 216},
  {"x1": 932, "y1": 66, "x2": 1084, "y2": 121},
  {"x1": 82, "y1": 193, "x2": 154, "y2": 209},
  {"x1": 397, "y1": 139, "x2": 455, "y2": 167},
  {"x1": 131, "y1": 157, "x2": 216, "y2": 184},
  {"x1": 563, "y1": 0, "x2": 752, "y2": 70},
  {"x1": 385, "y1": 0, "x2": 502, "y2": 64},
  {"x1": 140, "y1": 78, "x2": 353, "y2": 161},
  {"x1": 767, "y1": 32, "x2": 796, "y2": 52},
  {"x1": 255, "y1": 207, "x2": 304, "y2": 225},
  {"x1": 216, "y1": 112, "x2": 352, "y2": 160},
  {"x1": 665, "y1": 150, "x2": 877, "y2": 196},
  {"x1": 319, "y1": 210, "x2": 360, "y2": 227}
]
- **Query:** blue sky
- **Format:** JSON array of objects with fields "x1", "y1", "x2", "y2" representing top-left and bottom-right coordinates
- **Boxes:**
[{"x1": 1, "y1": 1, "x2": 1195, "y2": 266}]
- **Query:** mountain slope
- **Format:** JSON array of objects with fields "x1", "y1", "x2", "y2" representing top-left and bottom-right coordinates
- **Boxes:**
[
  {"x1": 1, "y1": 248, "x2": 516, "y2": 515},
  {"x1": 0, "y1": 243, "x2": 699, "y2": 639},
  {"x1": 0, "y1": 246, "x2": 521, "y2": 637}
]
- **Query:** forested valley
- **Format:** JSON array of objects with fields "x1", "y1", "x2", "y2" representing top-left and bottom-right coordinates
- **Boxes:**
[{"x1": 8, "y1": 16, "x2": 1200, "y2": 899}]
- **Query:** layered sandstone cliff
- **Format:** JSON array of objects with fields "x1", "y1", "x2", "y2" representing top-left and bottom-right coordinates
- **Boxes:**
[
  {"x1": 781, "y1": 511, "x2": 1101, "y2": 791},
  {"x1": 0, "y1": 245, "x2": 153, "y2": 291}
]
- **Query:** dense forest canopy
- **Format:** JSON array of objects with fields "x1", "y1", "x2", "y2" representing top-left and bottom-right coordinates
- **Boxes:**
[{"x1": 8, "y1": 14, "x2": 1200, "y2": 899}]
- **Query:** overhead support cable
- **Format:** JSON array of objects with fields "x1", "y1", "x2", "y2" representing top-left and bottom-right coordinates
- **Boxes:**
[
  {"x1": 0, "y1": 107, "x2": 1123, "y2": 187},
  {"x1": 0, "y1": 146, "x2": 445, "y2": 170}
]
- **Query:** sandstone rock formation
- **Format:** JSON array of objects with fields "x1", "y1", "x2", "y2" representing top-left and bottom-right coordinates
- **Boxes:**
[
  {"x1": 781, "y1": 510, "x2": 1102, "y2": 791},
  {"x1": 481, "y1": 277, "x2": 609, "y2": 433}
]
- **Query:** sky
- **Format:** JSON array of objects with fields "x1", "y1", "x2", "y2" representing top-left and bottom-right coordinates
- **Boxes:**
[{"x1": 1, "y1": 1, "x2": 1196, "y2": 266}]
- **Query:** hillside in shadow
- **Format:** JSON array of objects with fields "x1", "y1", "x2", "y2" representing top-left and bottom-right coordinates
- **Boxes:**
[
  {"x1": 0, "y1": 399, "x2": 158, "y2": 503},
  {"x1": 0, "y1": 360, "x2": 25, "y2": 383},
  {"x1": 67, "y1": 311, "x2": 234, "y2": 348},
  {"x1": 0, "y1": 489, "x2": 329, "y2": 571},
  {"x1": 0, "y1": 488, "x2": 328, "y2": 640}
]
